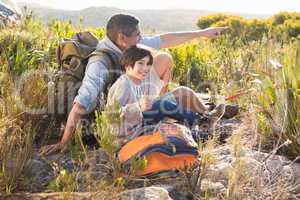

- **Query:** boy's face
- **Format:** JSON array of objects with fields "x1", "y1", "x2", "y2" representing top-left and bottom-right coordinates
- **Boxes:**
[{"x1": 126, "y1": 56, "x2": 151, "y2": 81}]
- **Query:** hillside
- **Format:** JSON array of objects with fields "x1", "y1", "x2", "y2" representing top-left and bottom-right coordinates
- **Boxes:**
[{"x1": 17, "y1": 3, "x2": 270, "y2": 32}]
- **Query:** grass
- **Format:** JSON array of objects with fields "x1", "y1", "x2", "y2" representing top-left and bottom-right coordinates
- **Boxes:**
[
  {"x1": 0, "y1": 74, "x2": 35, "y2": 193},
  {"x1": 0, "y1": 10, "x2": 299, "y2": 198},
  {"x1": 253, "y1": 41, "x2": 300, "y2": 158}
]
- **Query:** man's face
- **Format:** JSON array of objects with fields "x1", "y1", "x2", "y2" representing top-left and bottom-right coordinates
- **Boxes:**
[{"x1": 122, "y1": 26, "x2": 142, "y2": 50}]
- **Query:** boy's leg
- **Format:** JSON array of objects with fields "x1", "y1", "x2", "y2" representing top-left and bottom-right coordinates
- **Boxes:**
[
  {"x1": 172, "y1": 86, "x2": 209, "y2": 114},
  {"x1": 153, "y1": 52, "x2": 173, "y2": 95},
  {"x1": 152, "y1": 53, "x2": 208, "y2": 114},
  {"x1": 142, "y1": 99, "x2": 208, "y2": 127}
]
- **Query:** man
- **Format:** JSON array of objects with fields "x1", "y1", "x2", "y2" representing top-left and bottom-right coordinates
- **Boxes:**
[{"x1": 39, "y1": 13, "x2": 225, "y2": 156}]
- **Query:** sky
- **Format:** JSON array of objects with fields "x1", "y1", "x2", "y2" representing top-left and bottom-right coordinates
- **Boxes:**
[{"x1": 12, "y1": 0, "x2": 300, "y2": 15}]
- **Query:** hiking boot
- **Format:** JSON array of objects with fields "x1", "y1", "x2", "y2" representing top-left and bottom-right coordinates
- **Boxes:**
[
  {"x1": 222, "y1": 104, "x2": 239, "y2": 119},
  {"x1": 204, "y1": 103, "x2": 239, "y2": 119}
]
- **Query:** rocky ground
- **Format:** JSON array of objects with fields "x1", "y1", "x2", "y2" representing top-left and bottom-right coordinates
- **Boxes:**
[{"x1": 2, "y1": 118, "x2": 300, "y2": 200}]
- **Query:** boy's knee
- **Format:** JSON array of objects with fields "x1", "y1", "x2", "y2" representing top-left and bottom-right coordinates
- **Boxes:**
[
  {"x1": 153, "y1": 52, "x2": 173, "y2": 78},
  {"x1": 173, "y1": 86, "x2": 193, "y2": 97},
  {"x1": 154, "y1": 52, "x2": 173, "y2": 68}
]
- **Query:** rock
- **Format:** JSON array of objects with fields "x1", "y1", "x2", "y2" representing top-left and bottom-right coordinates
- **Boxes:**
[
  {"x1": 246, "y1": 150, "x2": 291, "y2": 171},
  {"x1": 200, "y1": 179, "x2": 226, "y2": 196},
  {"x1": 151, "y1": 184, "x2": 189, "y2": 200},
  {"x1": 289, "y1": 163, "x2": 300, "y2": 194},
  {"x1": 87, "y1": 149, "x2": 109, "y2": 166},
  {"x1": 46, "y1": 152, "x2": 76, "y2": 172},
  {"x1": 281, "y1": 165, "x2": 294, "y2": 182},
  {"x1": 3, "y1": 188, "x2": 172, "y2": 200},
  {"x1": 86, "y1": 149, "x2": 111, "y2": 180},
  {"x1": 24, "y1": 149, "x2": 111, "y2": 192},
  {"x1": 121, "y1": 186, "x2": 172, "y2": 200},
  {"x1": 207, "y1": 162, "x2": 233, "y2": 183},
  {"x1": 206, "y1": 146, "x2": 232, "y2": 163},
  {"x1": 24, "y1": 157, "x2": 55, "y2": 192},
  {"x1": 290, "y1": 163, "x2": 300, "y2": 181},
  {"x1": 1, "y1": 192, "x2": 98, "y2": 200},
  {"x1": 237, "y1": 157, "x2": 262, "y2": 173}
]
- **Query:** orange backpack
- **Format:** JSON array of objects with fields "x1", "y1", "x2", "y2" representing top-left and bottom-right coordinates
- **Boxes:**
[{"x1": 118, "y1": 123, "x2": 199, "y2": 176}]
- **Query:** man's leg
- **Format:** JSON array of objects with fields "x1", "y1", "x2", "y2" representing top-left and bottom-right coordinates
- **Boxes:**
[{"x1": 153, "y1": 52, "x2": 173, "y2": 95}]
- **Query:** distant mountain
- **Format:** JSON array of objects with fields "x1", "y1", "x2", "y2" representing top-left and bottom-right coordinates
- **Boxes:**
[{"x1": 17, "y1": 3, "x2": 270, "y2": 33}]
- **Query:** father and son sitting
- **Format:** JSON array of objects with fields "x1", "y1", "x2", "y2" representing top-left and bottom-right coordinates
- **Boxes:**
[{"x1": 39, "y1": 14, "x2": 233, "y2": 165}]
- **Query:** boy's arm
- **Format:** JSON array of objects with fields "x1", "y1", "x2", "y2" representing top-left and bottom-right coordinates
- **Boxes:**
[{"x1": 160, "y1": 27, "x2": 227, "y2": 49}]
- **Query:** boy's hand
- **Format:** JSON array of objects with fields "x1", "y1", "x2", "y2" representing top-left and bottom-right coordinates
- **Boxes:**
[{"x1": 139, "y1": 96, "x2": 153, "y2": 112}]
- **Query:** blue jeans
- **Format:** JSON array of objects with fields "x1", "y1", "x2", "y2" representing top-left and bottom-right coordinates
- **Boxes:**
[{"x1": 142, "y1": 99, "x2": 208, "y2": 127}]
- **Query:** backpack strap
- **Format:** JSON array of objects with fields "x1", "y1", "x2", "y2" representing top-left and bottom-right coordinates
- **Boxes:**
[
  {"x1": 89, "y1": 48, "x2": 124, "y2": 97},
  {"x1": 72, "y1": 32, "x2": 99, "y2": 48}
]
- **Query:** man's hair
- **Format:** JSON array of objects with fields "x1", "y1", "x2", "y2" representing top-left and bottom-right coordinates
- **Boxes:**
[
  {"x1": 106, "y1": 14, "x2": 139, "y2": 42},
  {"x1": 120, "y1": 45, "x2": 153, "y2": 69}
]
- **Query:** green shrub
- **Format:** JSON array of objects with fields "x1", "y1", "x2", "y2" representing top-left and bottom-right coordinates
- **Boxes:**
[
  {"x1": 197, "y1": 12, "x2": 300, "y2": 42},
  {"x1": 254, "y1": 41, "x2": 300, "y2": 158}
]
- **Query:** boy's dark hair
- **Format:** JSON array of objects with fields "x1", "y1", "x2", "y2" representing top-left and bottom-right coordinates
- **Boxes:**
[
  {"x1": 106, "y1": 14, "x2": 139, "y2": 42},
  {"x1": 120, "y1": 45, "x2": 153, "y2": 69}
]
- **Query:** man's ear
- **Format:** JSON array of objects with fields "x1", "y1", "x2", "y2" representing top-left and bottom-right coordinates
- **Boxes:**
[{"x1": 116, "y1": 32, "x2": 126, "y2": 48}]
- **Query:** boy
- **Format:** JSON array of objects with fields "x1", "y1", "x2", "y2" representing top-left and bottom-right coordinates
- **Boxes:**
[{"x1": 107, "y1": 45, "x2": 225, "y2": 145}]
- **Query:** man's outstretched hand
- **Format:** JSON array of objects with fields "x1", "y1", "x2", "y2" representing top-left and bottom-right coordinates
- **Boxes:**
[
  {"x1": 39, "y1": 142, "x2": 67, "y2": 156},
  {"x1": 201, "y1": 27, "x2": 228, "y2": 39},
  {"x1": 160, "y1": 26, "x2": 229, "y2": 48}
]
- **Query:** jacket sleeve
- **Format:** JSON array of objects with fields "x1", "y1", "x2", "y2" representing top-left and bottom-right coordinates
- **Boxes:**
[
  {"x1": 74, "y1": 59, "x2": 109, "y2": 112},
  {"x1": 140, "y1": 35, "x2": 161, "y2": 50}
]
